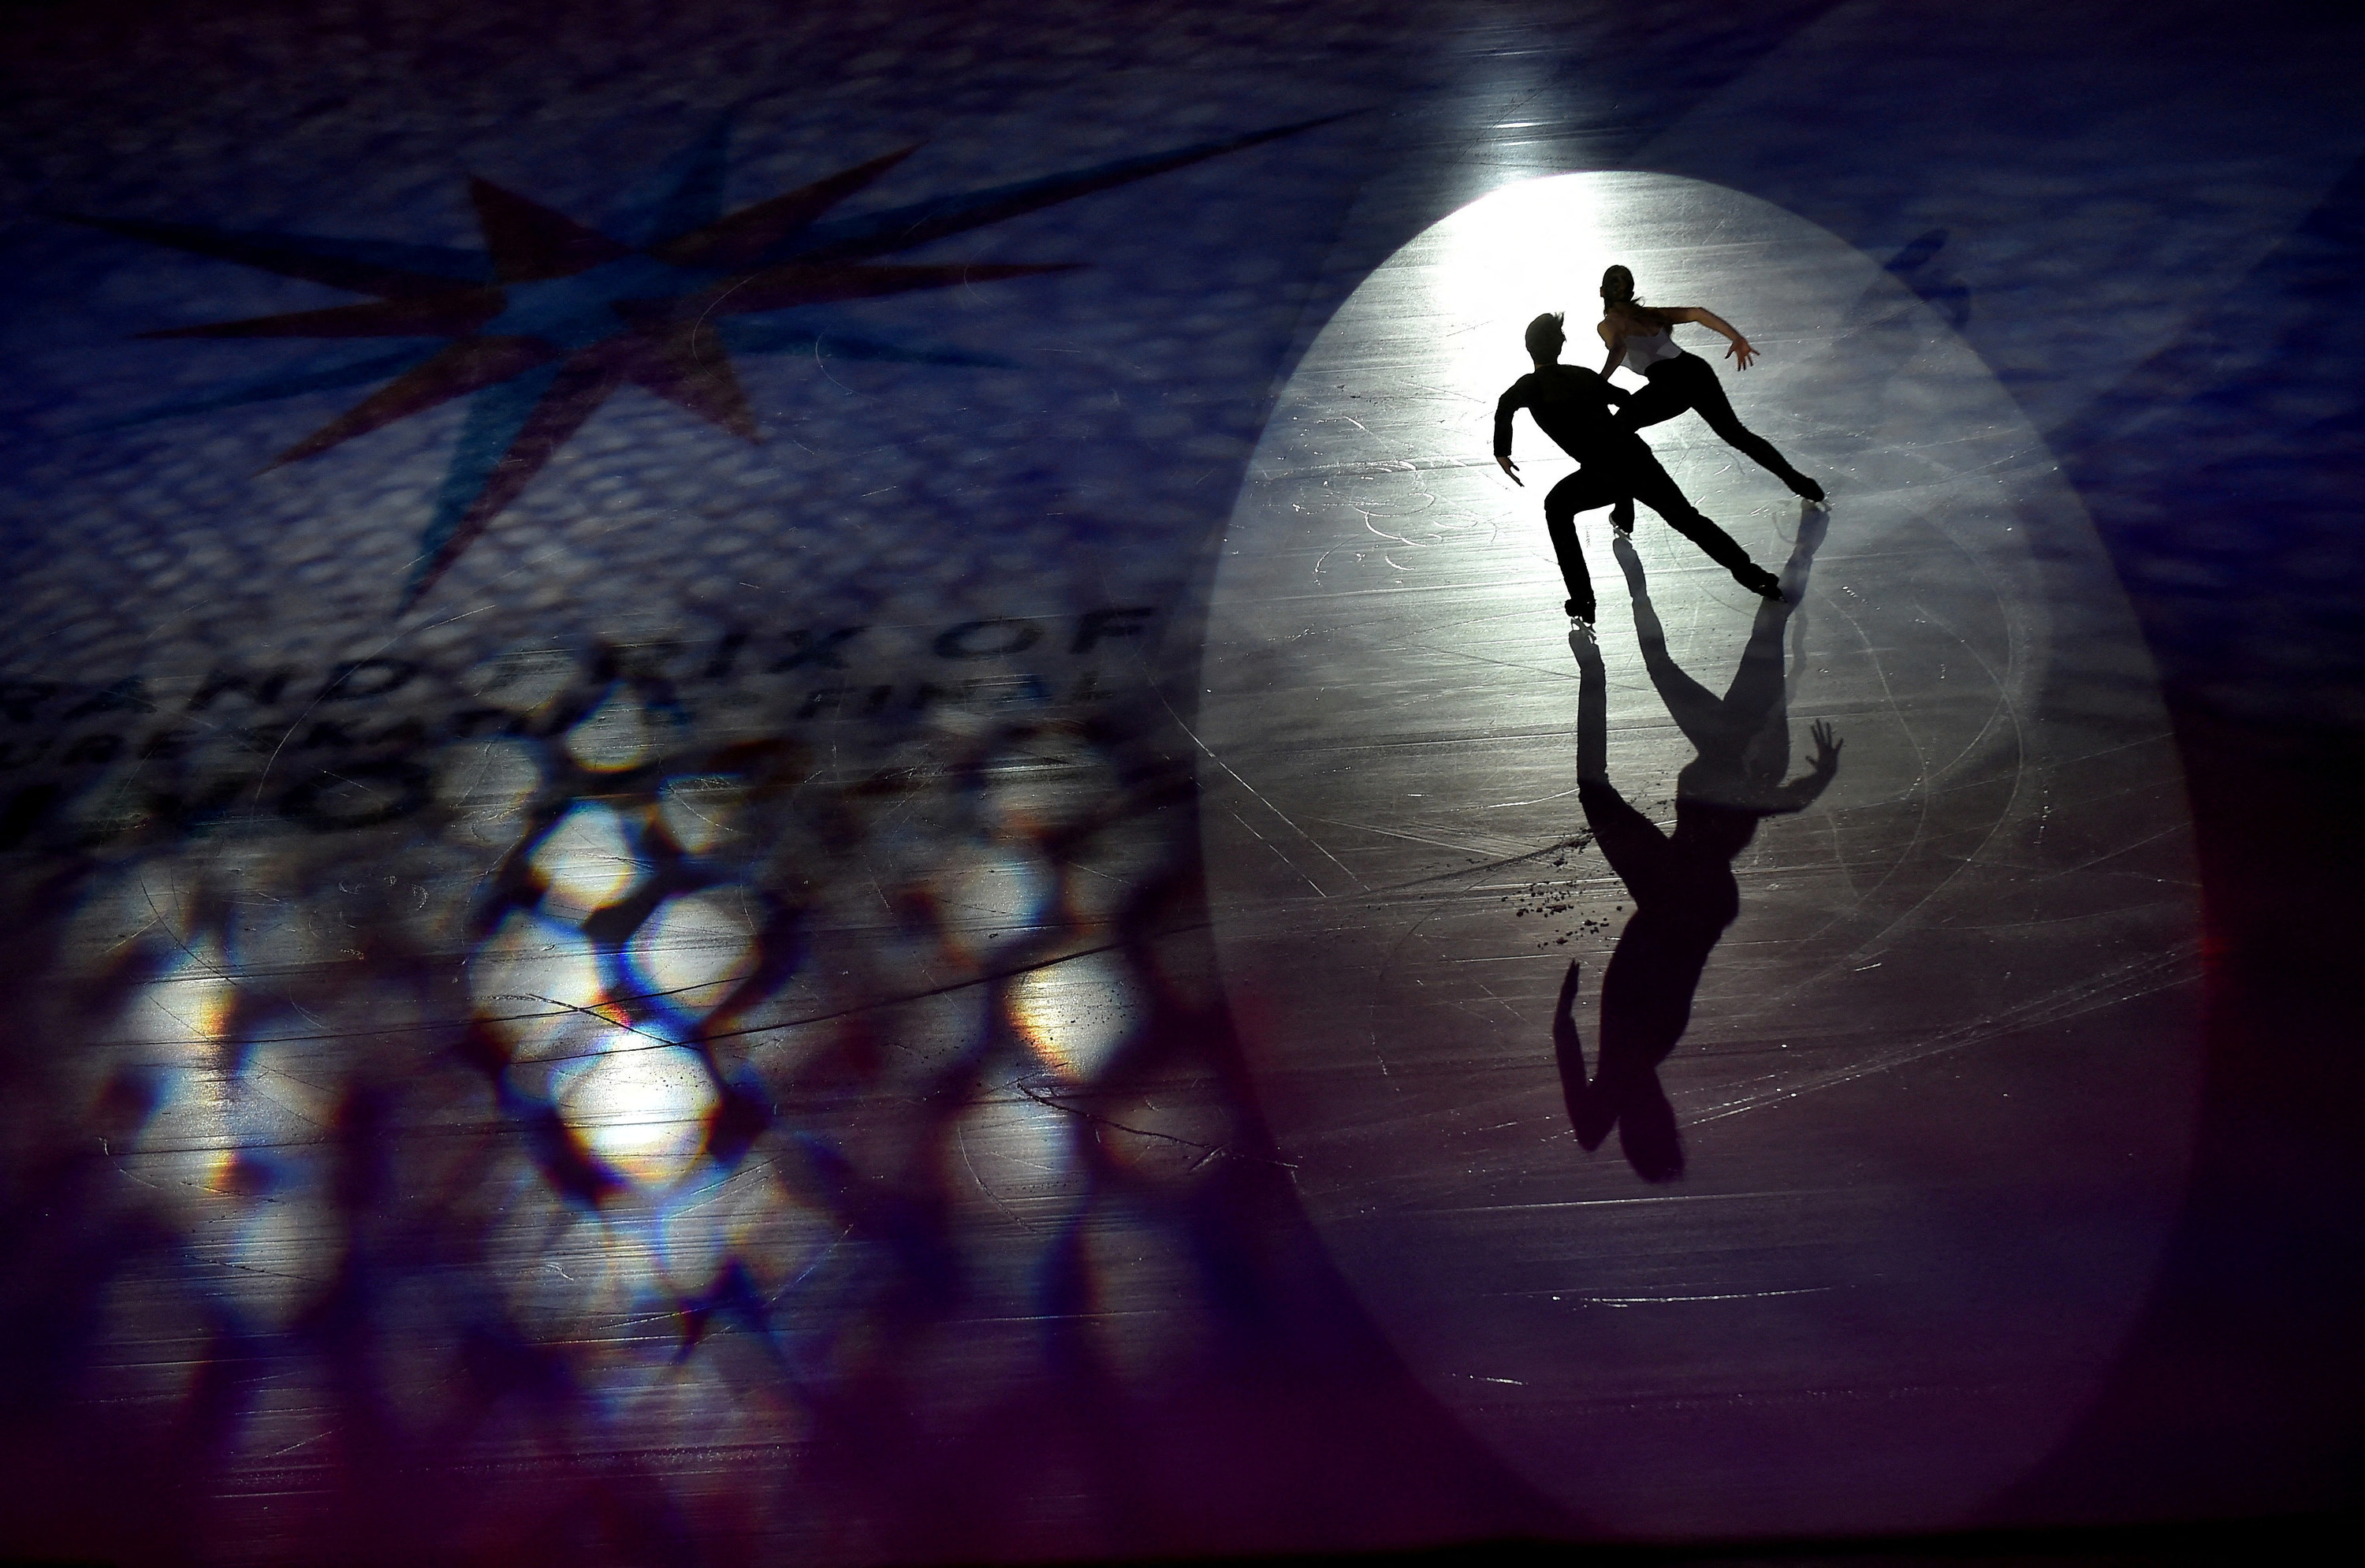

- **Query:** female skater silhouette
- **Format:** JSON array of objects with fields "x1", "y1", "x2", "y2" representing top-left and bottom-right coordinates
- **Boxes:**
[
  {"x1": 1555, "y1": 508, "x2": 1838, "y2": 1181},
  {"x1": 1596, "y1": 264, "x2": 1824, "y2": 532}
]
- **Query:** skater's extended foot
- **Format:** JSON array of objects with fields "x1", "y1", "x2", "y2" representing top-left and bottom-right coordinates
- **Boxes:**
[
  {"x1": 1609, "y1": 497, "x2": 1635, "y2": 534},
  {"x1": 1784, "y1": 471, "x2": 1826, "y2": 505},
  {"x1": 1733, "y1": 564, "x2": 1785, "y2": 602},
  {"x1": 1565, "y1": 598, "x2": 1597, "y2": 636}
]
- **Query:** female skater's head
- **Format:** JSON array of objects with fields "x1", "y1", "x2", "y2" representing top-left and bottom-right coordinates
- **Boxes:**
[
  {"x1": 1599, "y1": 265, "x2": 1674, "y2": 326},
  {"x1": 1600, "y1": 264, "x2": 1667, "y2": 327},
  {"x1": 1525, "y1": 311, "x2": 1566, "y2": 363}
]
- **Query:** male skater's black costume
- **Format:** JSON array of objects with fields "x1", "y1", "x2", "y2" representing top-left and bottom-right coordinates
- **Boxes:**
[{"x1": 1494, "y1": 352, "x2": 1776, "y2": 624}]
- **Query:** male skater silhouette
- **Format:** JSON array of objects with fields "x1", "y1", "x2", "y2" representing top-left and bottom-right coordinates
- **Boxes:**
[
  {"x1": 1495, "y1": 312, "x2": 1782, "y2": 630},
  {"x1": 1554, "y1": 509, "x2": 1838, "y2": 1180}
]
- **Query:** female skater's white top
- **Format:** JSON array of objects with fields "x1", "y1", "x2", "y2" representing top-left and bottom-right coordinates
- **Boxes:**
[{"x1": 1618, "y1": 325, "x2": 1684, "y2": 374}]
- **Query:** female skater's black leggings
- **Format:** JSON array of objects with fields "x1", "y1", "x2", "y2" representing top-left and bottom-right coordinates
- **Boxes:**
[{"x1": 1620, "y1": 353, "x2": 1801, "y2": 481}]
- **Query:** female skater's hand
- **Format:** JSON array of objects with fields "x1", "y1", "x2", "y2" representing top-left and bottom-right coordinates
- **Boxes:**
[
  {"x1": 1724, "y1": 336, "x2": 1758, "y2": 370},
  {"x1": 1497, "y1": 454, "x2": 1523, "y2": 486},
  {"x1": 1808, "y1": 719, "x2": 1843, "y2": 770}
]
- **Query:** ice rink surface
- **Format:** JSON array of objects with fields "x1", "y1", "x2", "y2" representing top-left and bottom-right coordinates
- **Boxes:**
[{"x1": 0, "y1": 2, "x2": 2358, "y2": 1562}]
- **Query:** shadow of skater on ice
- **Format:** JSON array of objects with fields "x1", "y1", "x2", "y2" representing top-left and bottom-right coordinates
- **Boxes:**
[{"x1": 1555, "y1": 505, "x2": 1840, "y2": 1181}]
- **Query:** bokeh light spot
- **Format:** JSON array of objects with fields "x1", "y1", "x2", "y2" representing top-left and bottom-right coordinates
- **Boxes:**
[
  {"x1": 471, "y1": 910, "x2": 611, "y2": 1046},
  {"x1": 939, "y1": 843, "x2": 1056, "y2": 963},
  {"x1": 563, "y1": 685, "x2": 653, "y2": 772},
  {"x1": 555, "y1": 1041, "x2": 718, "y2": 1189},
  {"x1": 531, "y1": 800, "x2": 646, "y2": 921},
  {"x1": 1007, "y1": 950, "x2": 1143, "y2": 1082},
  {"x1": 657, "y1": 774, "x2": 744, "y2": 855},
  {"x1": 627, "y1": 887, "x2": 759, "y2": 1018},
  {"x1": 435, "y1": 737, "x2": 542, "y2": 846}
]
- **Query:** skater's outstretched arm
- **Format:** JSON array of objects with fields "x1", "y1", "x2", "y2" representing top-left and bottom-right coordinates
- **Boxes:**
[
  {"x1": 1662, "y1": 306, "x2": 1757, "y2": 370},
  {"x1": 1769, "y1": 720, "x2": 1843, "y2": 812}
]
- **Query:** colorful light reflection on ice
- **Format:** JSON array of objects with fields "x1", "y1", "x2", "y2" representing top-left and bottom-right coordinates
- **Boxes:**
[
  {"x1": 1007, "y1": 949, "x2": 1142, "y2": 1082},
  {"x1": 553, "y1": 1037, "x2": 718, "y2": 1189}
]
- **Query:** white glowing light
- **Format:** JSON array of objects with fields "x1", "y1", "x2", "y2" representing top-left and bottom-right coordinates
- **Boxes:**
[
  {"x1": 564, "y1": 686, "x2": 652, "y2": 772},
  {"x1": 117, "y1": 938, "x2": 239, "y2": 1049},
  {"x1": 1007, "y1": 950, "x2": 1142, "y2": 1082},
  {"x1": 628, "y1": 888, "x2": 758, "y2": 1017},
  {"x1": 555, "y1": 1042, "x2": 717, "y2": 1188},
  {"x1": 1426, "y1": 176, "x2": 1610, "y2": 400},
  {"x1": 471, "y1": 911, "x2": 609, "y2": 1048},
  {"x1": 531, "y1": 801, "x2": 645, "y2": 920},
  {"x1": 657, "y1": 775, "x2": 744, "y2": 855}
]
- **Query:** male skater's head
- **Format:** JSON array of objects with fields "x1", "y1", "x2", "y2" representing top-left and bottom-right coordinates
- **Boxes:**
[{"x1": 1525, "y1": 311, "x2": 1566, "y2": 367}]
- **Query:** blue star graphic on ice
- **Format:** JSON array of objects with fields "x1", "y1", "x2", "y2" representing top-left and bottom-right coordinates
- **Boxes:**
[{"x1": 58, "y1": 114, "x2": 1334, "y2": 610}]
